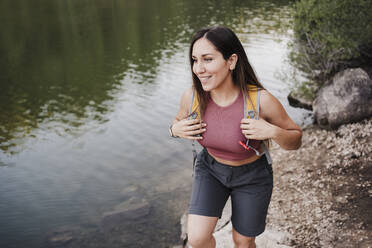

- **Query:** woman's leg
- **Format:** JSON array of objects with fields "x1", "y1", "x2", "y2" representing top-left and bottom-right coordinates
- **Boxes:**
[
  {"x1": 232, "y1": 228, "x2": 256, "y2": 248},
  {"x1": 187, "y1": 149, "x2": 230, "y2": 247},
  {"x1": 187, "y1": 214, "x2": 218, "y2": 248},
  {"x1": 229, "y1": 157, "x2": 274, "y2": 248}
]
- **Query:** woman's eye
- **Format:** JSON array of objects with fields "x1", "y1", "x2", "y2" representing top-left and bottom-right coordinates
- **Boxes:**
[{"x1": 204, "y1": 58, "x2": 212, "y2": 62}]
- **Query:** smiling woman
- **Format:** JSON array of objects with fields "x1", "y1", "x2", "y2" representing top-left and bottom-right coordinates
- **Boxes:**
[{"x1": 170, "y1": 26, "x2": 302, "y2": 248}]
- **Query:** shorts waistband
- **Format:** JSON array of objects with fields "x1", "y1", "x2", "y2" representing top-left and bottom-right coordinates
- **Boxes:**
[{"x1": 201, "y1": 148, "x2": 267, "y2": 170}]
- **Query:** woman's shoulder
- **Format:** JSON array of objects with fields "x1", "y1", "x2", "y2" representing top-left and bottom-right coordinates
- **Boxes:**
[
  {"x1": 259, "y1": 89, "x2": 286, "y2": 120},
  {"x1": 181, "y1": 87, "x2": 194, "y2": 106},
  {"x1": 259, "y1": 89, "x2": 277, "y2": 103},
  {"x1": 177, "y1": 87, "x2": 194, "y2": 117}
]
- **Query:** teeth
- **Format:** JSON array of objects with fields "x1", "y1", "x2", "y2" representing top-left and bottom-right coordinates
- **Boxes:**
[{"x1": 200, "y1": 76, "x2": 210, "y2": 83}]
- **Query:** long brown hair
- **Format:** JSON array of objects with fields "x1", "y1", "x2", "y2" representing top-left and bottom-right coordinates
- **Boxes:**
[{"x1": 189, "y1": 26, "x2": 265, "y2": 117}]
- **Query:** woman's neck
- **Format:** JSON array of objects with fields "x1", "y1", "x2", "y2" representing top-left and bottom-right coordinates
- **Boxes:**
[
  {"x1": 210, "y1": 78, "x2": 240, "y2": 107},
  {"x1": 210, "y1": 86, "x2": 240, "y2": 107}
]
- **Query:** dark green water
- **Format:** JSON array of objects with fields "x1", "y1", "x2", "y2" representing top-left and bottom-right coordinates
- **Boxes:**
[{"x1": 0, "y1": 0, "x2": 311, "y2": 247}]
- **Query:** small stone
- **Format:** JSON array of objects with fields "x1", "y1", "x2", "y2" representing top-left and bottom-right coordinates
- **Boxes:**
[{"x1": 120, "y1": 184, "x2": 140, "y2": 196}]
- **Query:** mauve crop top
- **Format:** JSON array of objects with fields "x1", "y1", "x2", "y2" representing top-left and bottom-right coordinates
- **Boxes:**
[{"x1": 198, "y1": 91, "x2": 260, "y2": 161}]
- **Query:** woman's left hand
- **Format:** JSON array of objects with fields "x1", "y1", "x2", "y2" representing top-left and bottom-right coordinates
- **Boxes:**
[{"x1": 240, "y1": 118, "x2": 277, "y2": 140}]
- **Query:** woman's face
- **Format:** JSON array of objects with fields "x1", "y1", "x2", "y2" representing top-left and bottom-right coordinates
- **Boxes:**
[{"x1": 192, "y1": 38, "x2": 232, "y2": 92}]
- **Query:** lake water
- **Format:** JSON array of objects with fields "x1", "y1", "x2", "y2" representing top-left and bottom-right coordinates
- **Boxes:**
[{"x1": 0, "y1": 0, "x2": 312, "y2": 247}]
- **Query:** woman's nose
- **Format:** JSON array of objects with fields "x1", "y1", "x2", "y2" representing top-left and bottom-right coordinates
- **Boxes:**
[{"x1": 194, "y1": 61, "x2": 205, "y2": 74}]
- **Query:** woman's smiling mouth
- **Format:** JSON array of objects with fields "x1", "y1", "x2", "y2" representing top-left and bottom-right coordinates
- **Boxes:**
[{"x1": 199, "y1": 76, "x2": 212, "y2": 83}]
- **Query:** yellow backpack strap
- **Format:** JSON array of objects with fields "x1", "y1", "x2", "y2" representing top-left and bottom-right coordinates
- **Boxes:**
[
  {"x1": 189, "y1": 89, "x2": 199, "y2": 120},
  {"x1": 257, "y1": 89, "x2": 272, "y2": 164},
  {"x1": 243, "y1": 86, "x2": 258, "y2": 119},
  {"x1": 244, "y1": 87, "x2": 273, "y2": 164},
  {"x1": 189, "y1": 89, "x2": 199, "y2": 172}
]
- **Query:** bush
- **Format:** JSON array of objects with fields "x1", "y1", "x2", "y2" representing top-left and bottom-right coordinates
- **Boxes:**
[{"x1": 289, "y1": 0, "x2": 372, "y2": 85}]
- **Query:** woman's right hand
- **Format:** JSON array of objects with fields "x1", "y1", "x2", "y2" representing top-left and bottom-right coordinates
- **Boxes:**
[{"x1": 172, "y1": 119, "x2": 207, "y2": 140}]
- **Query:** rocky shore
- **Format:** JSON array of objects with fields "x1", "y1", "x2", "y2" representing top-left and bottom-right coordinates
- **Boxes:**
[
  {"x1": 177, "y1": 117, "x2": 372, "y2": 248},
  {"x1": 265, "y1": 117, "x2": 372, "y2": 248}
]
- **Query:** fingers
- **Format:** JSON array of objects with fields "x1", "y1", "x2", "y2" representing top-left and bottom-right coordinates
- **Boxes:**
[
  {"x1": 186, "y1": 135, "x2": 204, "y2": 140},
  {"x1": 176, "y1": 118, "x2": 207, "y2": 140},
  {"x1": 240, "y1": 118, "x2": 255, "y2": 128},
  {"x1": 185, "y1": 122, "x2": 207, "y2": 131},
  {"x1": 241, "y1": 118, "x2": 255, "y2": 124},
  {"x1": 240, "y1": 119, "x2": 258, "y2": 139},
  {"x1": 183, "y1": 127, "x2": 206, "y2": 139},
  {"x1": 240, "y1": 124, "x2": 251, "y2": 130},
  {"x1": 185, "y1": 118, "x2": 204, "y2": 125},
  {"x1": 188, "y1": 128, "x2": 206, "y2": 136},
  {"x1": 241, "y1": 129, "x2": 254, "y2": 135}
]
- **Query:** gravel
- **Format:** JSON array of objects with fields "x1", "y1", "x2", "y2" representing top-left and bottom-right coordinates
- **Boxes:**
[{"x1": 266, "y1": 117, "x2": 372, "y2": 247}]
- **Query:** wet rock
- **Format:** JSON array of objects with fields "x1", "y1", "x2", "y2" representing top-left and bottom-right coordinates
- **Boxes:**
[
  {"x1": 100, "y1": 197, "x2": 150, "y2": 232},
  {"x1": 313, "y1": 68, "x2": 372, "y2": 129},
  {"x1": 288, "y1": 90, "x2": 313, "y2": 110},
  {"x1": 46, "y1": 227, "x2": 76, "y2": 247}
]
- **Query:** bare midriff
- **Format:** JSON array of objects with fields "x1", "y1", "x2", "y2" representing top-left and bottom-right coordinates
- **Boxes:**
[{"x1": 207, "y1": 146, "x2": 264, "y2": 166}]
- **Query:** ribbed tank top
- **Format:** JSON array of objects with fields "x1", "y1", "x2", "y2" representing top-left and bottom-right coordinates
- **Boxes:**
[{"x1": 198, "y1": 91, "x2": 260, "y2": 161}]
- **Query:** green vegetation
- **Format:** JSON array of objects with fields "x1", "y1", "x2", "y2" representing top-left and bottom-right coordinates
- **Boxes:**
[{"x1": 289, "y1": 0, "x2": 372, "y2": 88}]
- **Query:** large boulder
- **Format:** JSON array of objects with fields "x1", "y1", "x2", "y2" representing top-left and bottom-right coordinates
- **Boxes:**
[{"x1": 313, "y1": 68, "x2": 372, "y2": 129}]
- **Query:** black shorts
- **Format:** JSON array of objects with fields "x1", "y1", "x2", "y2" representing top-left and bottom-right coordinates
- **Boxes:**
[{"x1": 189, "y1": 148, "x2": 273, "y2": 237}]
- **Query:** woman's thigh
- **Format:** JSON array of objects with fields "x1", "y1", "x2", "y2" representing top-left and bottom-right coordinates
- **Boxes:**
[
  {"x1": 230, "y1": 183, "x2": 273, "y2": 237},
  {"x1": 230, "y1": 162, "x2": 273, "y2": 237},
  {"x1": 187, "y1": 214, "x2": 218, "y2": 238}
]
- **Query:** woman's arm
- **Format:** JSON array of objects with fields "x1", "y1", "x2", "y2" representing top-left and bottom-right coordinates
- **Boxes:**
[
  {"x1": 171, "y1": 87, "x2": 207, "y2": 140},
  {"x1": 240, "y1": 90, "x2": 302, "y2": 150}
]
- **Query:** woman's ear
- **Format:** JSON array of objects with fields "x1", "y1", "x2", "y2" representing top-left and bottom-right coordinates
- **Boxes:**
[{"x1": 229, "y1": 54, "x2": 238, "y2": 70}]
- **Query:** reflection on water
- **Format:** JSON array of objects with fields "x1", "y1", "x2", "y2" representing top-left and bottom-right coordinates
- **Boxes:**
[
  {"x1": 0, "y1": 0, "x2": 311, "y2": 247},
  {"x1": 0, "y1": 0, "x2": 294, "y2": 154}
]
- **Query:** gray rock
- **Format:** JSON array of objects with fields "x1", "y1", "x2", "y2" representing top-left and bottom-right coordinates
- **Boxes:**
[
  {"x1": 100, "y1": 197, "x2": 150, "y2": 232},
  {"x1": 313, "y1": 68, "x2": 372, "y2": 129},
  {"x1": 180, "y1": 211, "x2": 188, "y2": 244},
  {"x1": 256, "y1": 228, "x2": 295, "y2": 247}
]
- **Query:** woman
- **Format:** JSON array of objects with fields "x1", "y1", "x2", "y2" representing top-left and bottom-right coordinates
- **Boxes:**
[{"x1": 169, "y1": 26, "x2": 302, "y2": 248}]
